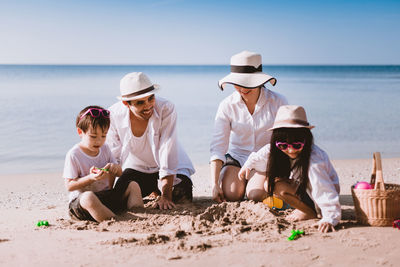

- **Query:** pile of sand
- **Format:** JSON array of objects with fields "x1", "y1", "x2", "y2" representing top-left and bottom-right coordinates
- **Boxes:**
[{"x1": 52, "y1": 197, "x2": 356, "y2": 256}]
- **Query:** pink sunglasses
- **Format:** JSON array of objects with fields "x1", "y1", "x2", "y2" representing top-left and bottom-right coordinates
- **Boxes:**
[
  {"x1": 79, "y1": 108, "x2": 110, "y2": 121},
  {"x1": 275, "y1": 141, "x2": 305, "y2": 151}
]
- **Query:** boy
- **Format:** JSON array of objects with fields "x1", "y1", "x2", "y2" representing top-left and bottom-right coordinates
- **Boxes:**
[{"x1": 63, "y1": 105, "x2": 143, "y2": 222}]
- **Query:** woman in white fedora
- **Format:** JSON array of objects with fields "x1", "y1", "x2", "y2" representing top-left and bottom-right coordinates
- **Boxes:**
[
  {"x1": 210, "y1": 51, "x2": 288, "y2": 202},
  {"x1": 107, "y1": 72, "x2": 195, "y2": 210},
  {"x1": 238, "y1": 105, "x2": 341, "y2": 233}
]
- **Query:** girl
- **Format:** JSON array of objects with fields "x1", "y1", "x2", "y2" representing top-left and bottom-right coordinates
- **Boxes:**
[
  {"x1": 210, "y1": 51, "x2": 288, "y2": 202},
  {"x1": 238, "y1": 105, "x2": 340, "y2": 233}
]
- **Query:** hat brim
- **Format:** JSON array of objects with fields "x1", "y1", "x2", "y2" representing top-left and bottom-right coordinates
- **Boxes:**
[
  {"x1": 268, "y1": 124, "x2": 315, "y2": 131},
  {"x1": 117, "y1": 84, "x2": 160, "y2": 101},
  {"x1": 218, "y1": 72, "x2": 277, "y2": 90}
]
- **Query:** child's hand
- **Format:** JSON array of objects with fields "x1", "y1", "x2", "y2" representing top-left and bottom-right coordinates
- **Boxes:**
[
  {"x1": 104, "y1": 163, "x2": 122, "y2": 177},
  {"x1": 317, "y1": 221, "x2": 336, "y2": 233},
  {"x1": 89, "y1": 166, "x2": 109, "y2": 181},
  {"x1": 238, "y1": 167, "x2": 251, "y2": 180}
]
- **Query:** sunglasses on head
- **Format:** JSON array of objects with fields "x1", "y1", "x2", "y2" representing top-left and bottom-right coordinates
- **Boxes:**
[
  {"x1": 275, "y1": 141, "x2": 305, "y2": 151},
  {"x1": 79, "y1": 108, "x2": 110, "y2": 121}
]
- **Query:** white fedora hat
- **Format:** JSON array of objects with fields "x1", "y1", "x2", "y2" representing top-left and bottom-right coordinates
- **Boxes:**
[
  {"x1": 268, "y1": 105, "x2": 315, "y2": 131},
  {"x1": 117, "y1": 72, "x2": 160, "y2": 101},
  {"x1": 218, "y1": 50, "x2": 277, "y2": 90}
]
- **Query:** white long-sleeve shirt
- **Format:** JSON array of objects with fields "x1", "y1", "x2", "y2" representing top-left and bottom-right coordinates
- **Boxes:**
[
  {"x1": 106, "y1": 97, "x2": 195, "y2": 179},
  {"x1": 210, "y1": 87, "x2": 288, "y2": 166},
  {"x1": 243, "y1": 144, "x2": 341, "y2": 226}
]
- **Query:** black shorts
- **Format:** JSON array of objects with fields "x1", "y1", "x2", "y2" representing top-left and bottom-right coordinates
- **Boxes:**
[
  {"x1": 68, "y1": 189, "x2": 124, "y2": 221},
  {"x1": 114, "y1": 168, "x2": 193, "y2": 203},
  {"x1": 222, "y1": 153, "x2": 241, "y2": 168},
  {"x1": 301, "y1": 192, "x2": 317, "y2": 213}
]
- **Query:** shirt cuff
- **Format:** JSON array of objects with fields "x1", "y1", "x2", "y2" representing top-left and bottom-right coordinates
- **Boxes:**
[
  {"x1": 159, "y1": 169, "x2": 178, "y2": 179},
  {"x1": 210, "y1": 154, "x2": 226, "y2": 164},
  {"x1": 319, "y1": 216, "x2": 339, "y2": 226}
]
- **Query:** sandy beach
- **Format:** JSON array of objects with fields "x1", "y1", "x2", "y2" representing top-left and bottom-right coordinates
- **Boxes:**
[{"x1": 1, "y1": 158, "x2": 400, "y2": 266}]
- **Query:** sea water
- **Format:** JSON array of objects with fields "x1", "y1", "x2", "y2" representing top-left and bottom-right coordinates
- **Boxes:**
[{"x1": 0, "y1": 65, "x2": 399, "y2": 174}]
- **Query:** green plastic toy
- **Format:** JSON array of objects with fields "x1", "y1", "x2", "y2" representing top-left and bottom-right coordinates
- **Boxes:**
[
  {"x1": 288, "y1": 229, "x2": 304, "y2": 241},
  {"x1": 93, "y1": 167, "x2": 109, "y2": 173},
  {"x1": 36, "y1": 220, "x2": 49, "y2": 227}
]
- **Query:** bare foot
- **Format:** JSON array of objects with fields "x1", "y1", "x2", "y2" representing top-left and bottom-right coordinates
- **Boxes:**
[
  {"x1": 148, "y1": 191, "x2": 161, "y2": 200},
  {"x1": 287, "y1": 209, "x2": 316, "y2": 222}
]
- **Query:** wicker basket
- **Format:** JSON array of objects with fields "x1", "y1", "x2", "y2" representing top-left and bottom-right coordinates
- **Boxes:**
[{"x1": 351, "y1": 152, "x2": 400, "y2": 226}]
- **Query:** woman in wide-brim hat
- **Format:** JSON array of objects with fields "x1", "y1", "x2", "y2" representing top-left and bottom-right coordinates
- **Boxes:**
[
  {"x1": 210, "y1": 50, "x2": 288, "y2": 202},
  {"x1": 238, "y1": 105, "x2": 341, "y2": 233}
]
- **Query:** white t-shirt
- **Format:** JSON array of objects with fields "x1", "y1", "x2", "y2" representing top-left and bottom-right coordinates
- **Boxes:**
[
  {"x1": 63, "y1": 143, "x2": 117, "y2": 202},
  {"x1": 122, "y1": 125, "x2": 159, "y2": 172}
]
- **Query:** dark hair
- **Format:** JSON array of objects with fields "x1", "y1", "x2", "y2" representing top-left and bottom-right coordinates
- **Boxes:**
[
  {"x1": 266, "y1": 127, "x2": 313, "y2": 197},
  {"x1": 76, "y1": 105, "x2": 110, "y2": 133}
]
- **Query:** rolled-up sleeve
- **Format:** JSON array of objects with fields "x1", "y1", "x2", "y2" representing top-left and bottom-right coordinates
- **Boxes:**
[
  {"x1": 158, "y1": 103, "x2": 179, "y2": 178},
  {"x1": 242, "y1": 145, "x2": 270, "y2": 172},
  {"x1": 210, "y1": 103, "x2": 231, "y2": 163},
  {"x1": 308, "y1": 157, "x2": 341, "y2": 226},
  {"x1": 106, "y1": 117, "x2": 123, "y2": 165}
]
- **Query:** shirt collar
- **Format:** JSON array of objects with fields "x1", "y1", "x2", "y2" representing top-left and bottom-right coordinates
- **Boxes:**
[
  {"x1": 152, "y1": 98, "x2": 160, "y2": 120},
  {"x1": 232, "y1": 91, "x2": 242, "y2": 104},
  {"x1": 257, "y1": 87, "x2": 268, "y2": 108},
  {"x1": 121, "y1": 106, "x2": 131, "y2": 129}
]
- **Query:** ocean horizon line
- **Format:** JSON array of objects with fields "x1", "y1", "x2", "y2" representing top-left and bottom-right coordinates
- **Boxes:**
[{"x1": 1, "y1": 63, "x2": 400, "y2": 67}]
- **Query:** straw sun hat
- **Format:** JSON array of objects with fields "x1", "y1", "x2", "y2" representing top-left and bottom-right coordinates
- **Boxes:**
[
  {"x1": 117, "y1": 72, "x2": 160, "y2": 101},
  {"x1": 268, "y1": 105, "x2": 315, "y2": 131},
  {"x1": 218, "y1": 50, "x2": 277, "y2": 90}
]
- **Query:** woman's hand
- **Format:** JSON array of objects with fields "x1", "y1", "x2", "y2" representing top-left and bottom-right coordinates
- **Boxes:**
[
  {"x1": 238, "y1": 167, "x2": 251, "y2": 181},
  {"x1": 212, "y1": 185, "x2": 226, "y2": 203},
  {"x1": 317, "y1": 222, "x2": 336, "y2": 233}
]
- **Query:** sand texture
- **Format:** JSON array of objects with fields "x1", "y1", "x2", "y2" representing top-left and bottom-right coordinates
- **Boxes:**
[{"x1": 1, "y1": 158, "x2": 400, "y2": 266}]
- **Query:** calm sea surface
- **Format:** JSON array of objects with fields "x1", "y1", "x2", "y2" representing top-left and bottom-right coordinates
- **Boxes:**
[{"x1": 0, "y1": 65, "x2": 399, "y2": 174}]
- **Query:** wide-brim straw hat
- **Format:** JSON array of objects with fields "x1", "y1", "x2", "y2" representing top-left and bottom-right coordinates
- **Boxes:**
[
  {"x1": 117, "y1": 72, "x2": 160, "y2": 101},
  {"x1": 218, "y1": 50, "x2": 277, "y2": 90},
  {"x1": 268, "y1": 105, "x2": 315, "y2": 131}
]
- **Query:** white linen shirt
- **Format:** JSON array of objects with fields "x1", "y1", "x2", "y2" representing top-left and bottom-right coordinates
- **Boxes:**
[
  {"x1": 107, "y1": 97, "x2": 195, "y2": 179},
  {"x1": 243, "y1": 144, "x2": 341, "y2": 226},
  {"x1": 210, "y1": 87, "x2": 288, "y2": 166}
]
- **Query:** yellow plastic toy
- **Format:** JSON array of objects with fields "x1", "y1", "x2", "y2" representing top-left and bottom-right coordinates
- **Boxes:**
[{"x1": 263, "y1": 196, "x2": 284, "y2": 209}]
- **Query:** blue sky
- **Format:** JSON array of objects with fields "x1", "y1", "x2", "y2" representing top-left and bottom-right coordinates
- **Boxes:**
[{"x1": 0, "y1": 0, "x2": 399, "y2": 64}]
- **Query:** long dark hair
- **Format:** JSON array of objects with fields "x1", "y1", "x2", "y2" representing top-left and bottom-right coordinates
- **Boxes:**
[{"x1": 266, "y1": 127, "x2": 313, "y2": 197}]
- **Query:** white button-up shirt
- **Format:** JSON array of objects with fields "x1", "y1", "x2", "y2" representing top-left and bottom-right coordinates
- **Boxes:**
[
  {"x1": 243, "y1": 144, "x2": 341, "y2": 226},
  {"x1": 107, "y1": 97, "x2": 195, "y2": 179},
  {"x1": 210, "y1": 87, "x2": 288, "y2": 166}
]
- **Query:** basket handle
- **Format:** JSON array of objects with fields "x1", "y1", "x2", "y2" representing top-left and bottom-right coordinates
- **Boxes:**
[{"x1": 370, "y1": 152, "x2": 385, "y2": 191}]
